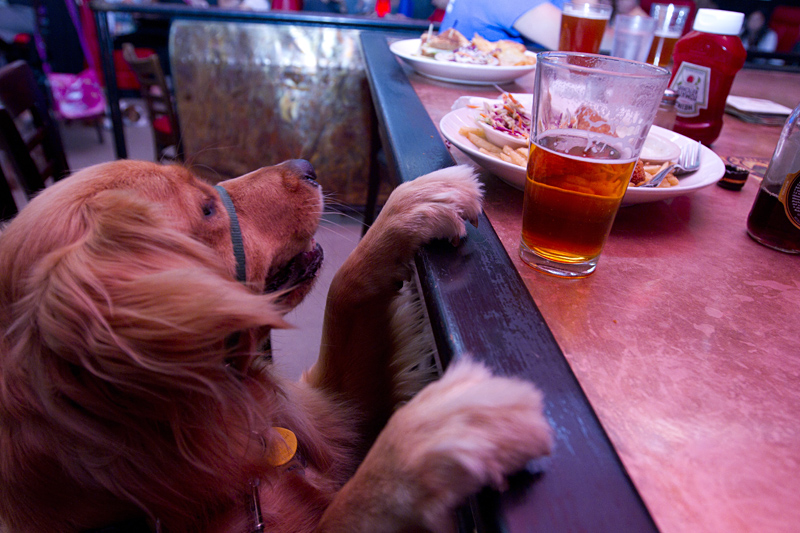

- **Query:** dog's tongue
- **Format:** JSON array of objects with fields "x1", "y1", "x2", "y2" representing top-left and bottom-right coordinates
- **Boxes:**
[{"x1": 264, "y1": 242, "x2": 324, "y2": 294}]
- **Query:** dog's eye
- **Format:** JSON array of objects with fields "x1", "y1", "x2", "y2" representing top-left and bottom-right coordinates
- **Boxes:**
[{"x1": 202, "y1": 200, "x2": 216, "y2": 218}]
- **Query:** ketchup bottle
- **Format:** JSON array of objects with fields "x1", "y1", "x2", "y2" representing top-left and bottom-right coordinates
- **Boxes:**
[
  {"x1": 669, "y1": 9, "x2": 746, "y2": 145},
  {"x1": 375, "y1": 0, "x2": 390, "y2": 17}
]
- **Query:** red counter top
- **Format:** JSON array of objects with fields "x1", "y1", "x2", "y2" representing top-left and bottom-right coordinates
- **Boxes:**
[{"x1": 409, "y1": 66, "x2": 800, "y2": 533}]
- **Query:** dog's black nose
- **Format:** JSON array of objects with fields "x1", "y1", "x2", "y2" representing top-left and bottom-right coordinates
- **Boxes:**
[{"x1": 285, "y1": 159, "x2": 317, "y2": 182}]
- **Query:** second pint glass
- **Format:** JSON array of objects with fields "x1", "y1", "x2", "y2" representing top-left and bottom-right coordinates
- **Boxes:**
[{"x1": 559, "y1": 2, "x2": 613, "y2": 53}]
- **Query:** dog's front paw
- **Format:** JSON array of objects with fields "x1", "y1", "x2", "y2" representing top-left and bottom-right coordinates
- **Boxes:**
[
  {"x1": 370, "y1": 358, "x2": 552, "y2": 529},
  {"x1": 369, "y1": 164, "x2": 483, "y2": 256}
]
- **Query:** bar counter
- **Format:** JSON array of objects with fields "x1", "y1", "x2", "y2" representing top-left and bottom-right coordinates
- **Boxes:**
[{"x1": 409, "y1": 67, "x2": 800, "y2": 531}]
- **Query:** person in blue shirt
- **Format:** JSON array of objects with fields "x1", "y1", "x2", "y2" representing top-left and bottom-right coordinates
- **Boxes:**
[{"x1": 438, "y1": 0, "x2": 566, "y2": 49}]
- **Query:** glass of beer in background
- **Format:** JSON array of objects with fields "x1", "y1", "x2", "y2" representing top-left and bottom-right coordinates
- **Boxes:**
[
  {"x1": 647, "y1": 3, "x2": 691, "y2": 66},
  {"x1": 559, "y1": 2, "x2": 613, "y2": 53},
  {"x1": 520, "y1": 53, "x2": 670, "y2": 277}
]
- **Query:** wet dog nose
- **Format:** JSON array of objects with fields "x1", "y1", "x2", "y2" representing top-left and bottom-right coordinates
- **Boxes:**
[{"x1": 285, "y1": 159, "x2": 317, "y2": 182}]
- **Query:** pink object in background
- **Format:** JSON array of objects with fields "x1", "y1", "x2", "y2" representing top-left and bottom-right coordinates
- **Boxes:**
[{"x1": 272, "y1": 0, "x2": 302, "y2": 10}]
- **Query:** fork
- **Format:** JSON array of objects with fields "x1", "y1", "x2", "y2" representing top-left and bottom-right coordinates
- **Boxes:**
[{"x1": 642, "y1": 140, "x2": 702, "y2": 188}]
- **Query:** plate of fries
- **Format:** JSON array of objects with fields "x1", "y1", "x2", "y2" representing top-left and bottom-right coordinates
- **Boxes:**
[
  {"x1": 390, "y1": 39, "x2": 537, "y2": 85},
  {"x1": 440, "y1": 100, "x2": 725, "y2": 205}
]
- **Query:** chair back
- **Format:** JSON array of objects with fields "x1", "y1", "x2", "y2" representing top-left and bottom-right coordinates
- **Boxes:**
[
  {"x1": 0, "y1": 60, "x2": 70, "y2": 199},
  {"x1": 769, "y1": 6, "x2": 800, "y2": 53},
  {"x1": 0, "y1": 165, "x2": 19, "y2": 223},
  {"x1": 122, "y1": 43, "x2": 183, "y2": 162}
]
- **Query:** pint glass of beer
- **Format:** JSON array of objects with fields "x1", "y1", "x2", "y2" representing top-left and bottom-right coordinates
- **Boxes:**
[
  {"x1": 647, "y1": 3, "x2": 691, "y2": 66},
  {"x1": 559, "y1": 2, "x2": 613, "y2": 53},
  {"x1": 520, "y1": 53, "x2": 670, "y2": 277}
]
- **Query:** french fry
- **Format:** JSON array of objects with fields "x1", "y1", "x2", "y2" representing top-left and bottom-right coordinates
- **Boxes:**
[
  {"x1": 502, "y1": 145, "x2": 527, "y2": 167},
  {"x1": 459, "y1": 126, "x2": 484, "y2": 138},
  {"x1": 479, "y1": 147, "x2": 502, "y2": 160},
  {"x1": 643, "y1": 164, "x2": 663, "y2": 174},
  {"x1": 467, "y1": 132, "x2": 502, "y2": 154}
]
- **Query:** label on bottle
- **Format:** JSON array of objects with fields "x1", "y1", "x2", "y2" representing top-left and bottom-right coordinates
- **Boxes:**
[
  {"x1": 670, "y1": 62, "x2": 711, "y2": 118},
  {"x1": 779, "y1": 171, "x2": 800, "y2": 230}
]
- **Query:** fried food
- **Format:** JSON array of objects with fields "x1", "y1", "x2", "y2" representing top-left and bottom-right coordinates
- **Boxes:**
[
  {"x1": 628, "y1": 161, "x2": 679, "y2": 187},
  {"x1": 630, "y1": 160, "x2": 647, "y2": 186},
  {"x1": 457, "y1": 126, "x2": 680, "y2": 189},
  {"x1": 420, "y1": 28, "x2": 470, "y2": 52},
  {"x1": 418, "y1": 30, "x2": 536, "y2": 67}
]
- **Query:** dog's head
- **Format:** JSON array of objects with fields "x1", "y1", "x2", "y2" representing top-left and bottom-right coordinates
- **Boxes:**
[{"x1": 0, "y1": 160, "x2": 325, "y2": 531}]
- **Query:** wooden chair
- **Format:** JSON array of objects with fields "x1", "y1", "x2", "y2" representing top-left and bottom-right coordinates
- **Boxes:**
[
  {"x1": 0, "y1": 165, "x2": 19, "y2": 222},
  {"x1": 122, "y1": 43, "x2": 183, "y2": 162},
  {"x1": 0, "y1": 60, "x2": 70, "y2": 201}
]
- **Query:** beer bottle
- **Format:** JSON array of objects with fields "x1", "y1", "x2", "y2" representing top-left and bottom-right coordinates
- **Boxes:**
[{"x1": 746, "y1": 103, "x2": 800, "y2": 254}]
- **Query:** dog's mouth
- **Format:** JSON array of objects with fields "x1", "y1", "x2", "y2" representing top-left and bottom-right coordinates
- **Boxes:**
[{"x1": 264, "y1": 240, "x2": 324, "y2": 302}]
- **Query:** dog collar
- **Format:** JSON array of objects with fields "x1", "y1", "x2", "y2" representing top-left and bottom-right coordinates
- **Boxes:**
[{"x1": 214, "y1": 185, "x2": 247, "y2": 283}]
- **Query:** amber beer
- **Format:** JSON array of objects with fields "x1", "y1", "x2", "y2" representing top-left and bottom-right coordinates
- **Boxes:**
[
  {"x1": 522, "y1": 130, "x2": 635, "y2": 265},
  {"x1": 559, "y1": 3, "x2": 612, "y2": 53},
  {"x1": 646, "y1": 31, "x2": 680, "y2": 67}
]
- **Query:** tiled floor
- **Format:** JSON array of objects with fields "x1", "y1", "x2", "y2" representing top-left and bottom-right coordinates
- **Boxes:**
[{"x1": 60, "y1": 109, "x2": 364, "y2": 380}]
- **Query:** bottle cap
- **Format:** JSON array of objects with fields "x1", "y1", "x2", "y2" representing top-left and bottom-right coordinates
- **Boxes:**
[
  {"x1": 692, "y1": 8, "x2": 744, "y2": 36},
  {"x1": 718, "y1": 164, "x2": 749, "y2": 191},
  {"x1": 661, "y1": 88, "x2": 677, "y2": 106}
]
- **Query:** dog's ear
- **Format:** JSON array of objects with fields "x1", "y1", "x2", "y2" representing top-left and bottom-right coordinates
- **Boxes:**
[
  {"x1": 1, "y1": 189, "x2": 288, "y2": 526},
  {"x1": 19, "y1": 189, "x2": 288, "y2": 395}
]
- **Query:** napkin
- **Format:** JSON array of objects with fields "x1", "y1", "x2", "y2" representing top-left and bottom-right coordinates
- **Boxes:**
[{"x1": 725, "y1": 95, "x2": 792, "y2": 126}]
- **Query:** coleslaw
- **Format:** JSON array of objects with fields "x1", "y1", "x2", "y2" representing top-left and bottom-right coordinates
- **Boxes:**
[{"x1": 476, "y1": 93, "x2": 531, "y2": 141}]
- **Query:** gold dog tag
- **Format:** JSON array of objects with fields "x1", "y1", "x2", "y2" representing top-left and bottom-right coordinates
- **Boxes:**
[{"x1": 267, "y1": 427, "x2": 298, "y2": 466}]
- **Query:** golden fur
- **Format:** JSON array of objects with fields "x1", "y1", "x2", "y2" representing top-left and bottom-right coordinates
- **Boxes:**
[{"x1": 0, "y1": 160, "x2": 551, "y2": 532}]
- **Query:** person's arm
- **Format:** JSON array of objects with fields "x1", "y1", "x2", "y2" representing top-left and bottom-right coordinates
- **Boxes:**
[
  {"x1": 759, "y1": 30, "x2": 778, "y2": 53},
  {"x1": 513, "y1": 2, "x2": 562, "y2": 50}
]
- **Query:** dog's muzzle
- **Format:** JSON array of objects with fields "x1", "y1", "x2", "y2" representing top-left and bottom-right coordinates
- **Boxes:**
[{"x1": 215, "y1": 185, "x2": 247, "y2": 283}]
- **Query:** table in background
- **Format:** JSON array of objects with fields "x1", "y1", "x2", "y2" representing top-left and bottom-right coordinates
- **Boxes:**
[{"x1": 364, "y1": 32, "x2": 800, "y2": 533}]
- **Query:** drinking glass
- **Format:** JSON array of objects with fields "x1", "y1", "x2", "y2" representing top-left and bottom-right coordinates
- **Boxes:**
[
  {"x1": 647, "y1": 3, "x2": 691, "y2": 66},
  {"x1": 558, "y1": 2, "x2": 613, "y2": 53},
  {"x1": 520, "y1": 53, "x2": 670, "y2": 277},
  {"x1": 611, "y1": 15, "x2": 656, "y2": 62}
]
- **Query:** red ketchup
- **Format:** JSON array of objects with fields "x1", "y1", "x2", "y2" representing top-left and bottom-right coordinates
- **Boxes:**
[
  {"x1": 669, "y1": 9, "x2": 746, "y2": 145},
  {"x1": 375, "y1": 0, "x2": 390, "y2": 17}
]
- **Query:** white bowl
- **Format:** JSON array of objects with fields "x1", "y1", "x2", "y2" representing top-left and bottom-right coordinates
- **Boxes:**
[
  {"x1": 478, "y1": 121, "x2": 529, "y2": 149},
  {"x1": 640, "y1": 131, "x2": 682, "y2": 164}
]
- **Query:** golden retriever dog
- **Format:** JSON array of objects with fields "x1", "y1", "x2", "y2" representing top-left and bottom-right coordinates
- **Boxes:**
[{"x1": 0, "y1": 159, "x2": 551, "y2": 532}]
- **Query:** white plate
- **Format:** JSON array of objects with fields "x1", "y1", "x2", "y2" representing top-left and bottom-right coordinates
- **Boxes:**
[
  {"x1": 440, "y1": 104, "x2": 725, "y2": 205},
  {"x1": 390, "y1": 39, "x2": 537, "y2": 85}
]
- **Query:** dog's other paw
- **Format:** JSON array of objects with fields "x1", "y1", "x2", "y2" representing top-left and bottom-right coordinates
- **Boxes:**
[
  {"x1": 368, "y1": 164, "x2": 483, "y2": 258},
  {"x1": 366, "y1": 358, "x2": 552, "y2": 530}
]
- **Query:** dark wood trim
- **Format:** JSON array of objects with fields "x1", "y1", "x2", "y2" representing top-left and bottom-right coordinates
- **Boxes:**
[{"x1": 360, "y1": 32, "x2": 660, "y2": 533}]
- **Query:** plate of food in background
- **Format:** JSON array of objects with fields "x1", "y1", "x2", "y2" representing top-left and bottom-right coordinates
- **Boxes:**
[
  {"x1": 440, "y1": 95, "x2": 726, "y2": 205},
  {"x1": 390, "y1": 29, "x2": 537, "y2": 85}
]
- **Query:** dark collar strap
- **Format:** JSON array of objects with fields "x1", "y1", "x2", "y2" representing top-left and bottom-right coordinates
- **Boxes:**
[{"x1": 215, "y1": 185, "x2": 247, "y2": 283}]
